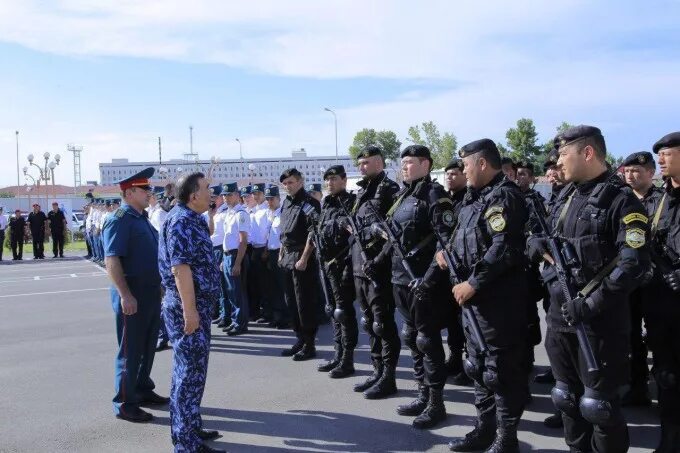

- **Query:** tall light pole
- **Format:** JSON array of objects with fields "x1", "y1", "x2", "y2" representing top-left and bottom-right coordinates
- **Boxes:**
[
  {"x1": 26, "y1": 152, "x2": 60, "y2": 207},
  {"x1": 15, "y1": 131, "x2": 20, "y2": 189},
  {"x1": 235, "y1": 138, "x2": 244, "y2": 179},
  {"x1": 324, "y1": 107, "x2": 338, "y2": 164}
]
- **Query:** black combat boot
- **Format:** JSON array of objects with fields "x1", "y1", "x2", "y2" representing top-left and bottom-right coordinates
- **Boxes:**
[
  {"x1": 363, "y1": 364, "x2": 397, "y2": 399},
  {"x1": 281, "y1": 339, "x2": 305, "y2": 357},
  {"x1": 412, "y1": 387, "x2": 446, "y2": 429},
  {"x1": 353, "y1": 359, "x2": 383, "y2": 392},
  {"x1": 448, "y1": 418, "x2": 496, "y2": 451},
  {"x1": 329, "y1": 348, "x2": 355, "y2": 378},
  {"x1": 484, "y1": 426, "x2": 519, "y2": 453},
  {"x1": 396, "y1": 383, "x2": 429, "y2": 416},
  {"x1": 293, "y1": 339, "x2": 317, "y2": 361},
  {"x1": 318, "y1": 344, "x2": 343, "y2": 372},
  {"x1": 655, "y1": 419, "x2": 680, "y2": 453}
]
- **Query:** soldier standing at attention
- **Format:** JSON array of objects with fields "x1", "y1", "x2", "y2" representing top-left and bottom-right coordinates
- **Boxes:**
[
  {"x1": 445, "y1": 139, "x2": 530, "y2": 452},
  {"x1": 315, "y1": 165, "x2": 359, "y2": 378},
  {"x1": 159, "y1": 172, "x2": 223, "y2": 453},
  {"x1": 620, "y1": 151, "x2": 664, "y2": 407},
  {"x1": 384, "y1": 145, "x2": 455, "y2": 429},
  {"x1": 278, "y1": 168, "x2": 321, "y2": 361},
  {"x1": 27, "y1": 203, "x2": 47, "y2": 259},
  {"x1": 527, "y1": 125, "x2": 650, "y2": 452},
  {"x1": 103, "y1": 167, "x2": 169, "y2": 423},
  {"x1": 9, "y1": 209, "x2": 26, "y2": 260},
  {"x1": 349, "y1": 146, "x2": 401, "y2": 399},
  {"x1": 645, "y1": 132, "x2": 680, "y2": 451}
]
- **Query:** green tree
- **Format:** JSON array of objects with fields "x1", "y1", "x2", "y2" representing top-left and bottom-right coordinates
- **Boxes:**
[
  {"x1": 505, "y1": 118, "x2": 541, "y2": 162},
  {"x1": 539, "y1": 121, "x2": 622, "y2": 171},
  {"x1": 348, "y1": 128, "x2": 401, "y2": 162},
  {"x1": 407, "y1": 121, "x2": 457, "y2": 169}
]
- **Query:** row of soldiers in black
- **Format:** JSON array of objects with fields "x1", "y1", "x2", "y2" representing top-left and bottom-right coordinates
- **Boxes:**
[{"x1": 277, "y1": 126, "x2": 680, "y2": 453}]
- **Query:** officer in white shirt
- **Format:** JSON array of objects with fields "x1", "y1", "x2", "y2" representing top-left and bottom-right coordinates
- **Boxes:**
[
  {"x1": 221, "y1": 182, "x2": 250, "y2": 336},
  {"x1": 248, "y1": 183, "x2": 272, "y2": 324},
  {"x1": 264, "y1": 186, "x2": 290, "y2": 328},
  {"x1": 146, "y1": 187, "x2": 167, "y2": 232},
  {"x1": 91, "y1": 199, "x2": 103, "y2": 264},
  {"x1": 0, "y1": 206, "x2": 7, "y2": 261},
  {"x1": 204, "y1": 185, "x2": 230, "y2": 326}
]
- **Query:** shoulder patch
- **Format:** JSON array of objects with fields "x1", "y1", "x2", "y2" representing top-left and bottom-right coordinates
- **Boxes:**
[
  {"x1": 238, "y1": 211, "x2": 248, "y2": 222},
  {"x1": 488, "y1": 213, "x2": 506, "y2": 232},
  {"x1": 622, "y1": 212, "x2": 648, "y2": 224},
  {"x1": 442, "y1": 210, "x2": 455, "y2": 227},
  {"x1": 436, "y1": 197, "x2": 453, "y2": 205},
  {"x1": 114, "y1": 208, "x2": 125, "y2": 218},
  {"x1": 625, "y1": 228, "x2": 646, "y2": 248},
  {"x1": 484, "y1": 206, "x2": 504, "y2": 219}
]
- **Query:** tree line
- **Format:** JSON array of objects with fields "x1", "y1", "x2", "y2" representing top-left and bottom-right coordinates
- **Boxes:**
[{"x1": 348, "y1": 119, "x2": 624, "y2": 175}]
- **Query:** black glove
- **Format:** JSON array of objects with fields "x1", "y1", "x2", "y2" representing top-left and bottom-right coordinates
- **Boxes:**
[
  {"x1": 527, "y1": 234, "x2": 549, "y2": 263},
  {"x1": 362, "y1": 259, "x2": 379, "y2": 280},
  {"x1": 410, "y1": 278, "x2": 431, "y2": 302},
  {"x1": 663, "y1": 269, "x2": 680, "y2": 293},
  {"x1": 561, "y1": 296, "x2": 592, "y2": 326}
]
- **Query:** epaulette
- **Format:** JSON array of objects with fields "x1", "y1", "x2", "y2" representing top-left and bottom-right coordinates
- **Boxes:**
[{"x1": 114, "y1": 208, "x2": 126, "y2": 218}]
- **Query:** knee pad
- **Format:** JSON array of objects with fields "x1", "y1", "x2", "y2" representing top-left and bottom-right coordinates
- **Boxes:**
[
  {"x1": 402, "y1": 326, "x2": 418, "y2": 351},
  {"x1": 463, "y1": 355, "x2": 483, "y2": 383},
  {"x1": 579, "y1": 389, "x2": 621, "y2": 427},
  {"x1": 360, "y1": 316, "x2": 372, "y2": 334},
  {"x1": 415, "y1": 333, "x2": 434, "y2": 355},
  {"x1": 482, "y1": 367, "x2": 500, "y2": 392},
  {"x1": 372, "y1": 321, "x2": 385, "y2": 337},
  {"x1": 551, "y1": 381, "x2": 579, "y2": 418},
  {"x1": 653, "y1": 367, "x2": 678, "y2": 390},
  {"x1": 333, "y1": 308, "x2": 347, "y2": 323}
]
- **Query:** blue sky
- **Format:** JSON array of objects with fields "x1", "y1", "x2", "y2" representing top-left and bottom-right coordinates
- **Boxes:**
[{"x1": 1, "y1": 0, "x2": 680, "y2": 186}]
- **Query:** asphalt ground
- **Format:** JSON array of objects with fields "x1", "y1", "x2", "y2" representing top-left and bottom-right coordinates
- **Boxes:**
[{"x1": 0, "y1": 256, "x2": 660, "y2": 452}]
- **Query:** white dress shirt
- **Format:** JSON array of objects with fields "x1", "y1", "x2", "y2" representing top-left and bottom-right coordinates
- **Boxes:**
[
  {"x1": 250, "y1": 205, "x2": 271, "y2": 248},
  {"x1": 223, "y1": 204, "x2": 250, "y2": 251},
  {"x1": 205, "y1": 204, "x2": 229, "y2": 247},
  {"x1": 266, "y1": 207, "x2": 282, "y2": 251},
  {"x1": 0, "y1": 213, "x2": 7, "y2": 232}
]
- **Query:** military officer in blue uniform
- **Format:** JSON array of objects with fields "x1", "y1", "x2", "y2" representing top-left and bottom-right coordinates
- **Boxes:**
[
  {"x1": 159, "y1": 172, "x2": 223, "y2": 453},
  {"x1": 103, "y1": 167, "x2": 169, "y2": 423}
]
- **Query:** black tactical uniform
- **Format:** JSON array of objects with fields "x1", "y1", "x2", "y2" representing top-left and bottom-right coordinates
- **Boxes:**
[
  {"x1": 447, "y1": 139, "x2": 530, "y2": 453},
  {"x1": 315, "y1": 166, "x2": 359, "y2": 378},
  {"x1": 528, "y1": 126, "x2": 650, "y2": 453},
  {"x1": 349, "y1": 146, "x2": 402, "y2": 399},
  {"x1": 278, "y1": 169, "x2": 322, "y2": 360},
  {"x1": 620, "y1": 151, "x2": 665, "y2": 407},
  {"x1": 646, "y1": 132, "x2": 680, "y2": 451},
  {"x1": 9, "y1": 212, "x2": 26, "y2": 260},
  {"x1": 383, "y1": 145, "x2": 455, "y2": 430},
  {"x1": 442, "y1": 159, "x2": 470, "y2": 384}
]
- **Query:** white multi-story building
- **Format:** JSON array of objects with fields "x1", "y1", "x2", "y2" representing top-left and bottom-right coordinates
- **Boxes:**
[{"x1": 99, "y1": 149, "x2": 358, "y2": 186}]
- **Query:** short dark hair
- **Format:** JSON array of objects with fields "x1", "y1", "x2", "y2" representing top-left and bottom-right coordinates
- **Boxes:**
[
  {"x1": 582, "y1": 135, "x2": 607, "y2": 161},
  {"x1": 480, "y1": 149, "x2": 502, "y2": 170},
  {"x1": 176, "y1": 172, "x2": 205, "y2": 204}
]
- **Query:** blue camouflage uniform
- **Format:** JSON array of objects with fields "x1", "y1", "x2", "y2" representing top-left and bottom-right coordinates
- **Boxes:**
[
  {"x1": 103, "y1": 202, "x2": 162, "y2": 417},
  {"x1": 159, "y1": 203, "x2": 220, "y2": 452}
]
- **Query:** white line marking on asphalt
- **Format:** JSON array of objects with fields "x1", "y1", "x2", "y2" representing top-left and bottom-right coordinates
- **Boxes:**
[
  {"x1": 0, "y1": 264, "x2": 97, "y2": 273},
  {"x1": 33, "y1": 276, "x2": 40, "y2": 280},
  {"x1": 0, "y1": 287, "x2": 109, "y2": 298},
  {"x1": 70, "y1": 274, "x2": 77, "y2": 277},
  {"x1": 0, "y1": 272, "x2": 108, "y2": 285}
]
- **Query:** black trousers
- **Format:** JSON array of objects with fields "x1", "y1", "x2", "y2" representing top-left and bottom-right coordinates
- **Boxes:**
[
  {"x1": 446, "y1": 307, "x2": 465, "y2": 356},
  {"x1": 326, "y1": 260, "x2": 358, "y2": 351},
  {"x1": 354, "y1": 276, "x2": 401, "y2": 366},
  {"x1": 394, "y1": 283, "x2": 446, "y2": 389},
  {"x1": 545, "y1": 328, "x2": 630, "y2": 452},
  {"x1": 628, "y1": 289, "x2": 649, "y2": 389},
  {"x1": 51, "y1": 230, "x2": 65, "y2": 257},
  {"x1": 646, "y1": 312, "x2": 680, "y2": 424},
  {"x1": 281, "y1": 260, "x2": 319, "y2": 344},
  {"x1": 31, "y1": 232, "x2": 44, "y2": 258},
  {"x1": 0, "y1": 230, "x2": 4, "y2": 260},
  {"x1": 465, "y1": 336, "x2": 528, "y2": 429},
  {"x1": 11, "y1": 234, "x2": 23, "y2": 259},
  {"x1": 248, "y1": 246, "x2": 267, "y2": 319},
  {"x1": 265, "y1": 250, "x2": 289, "y2": 323}
]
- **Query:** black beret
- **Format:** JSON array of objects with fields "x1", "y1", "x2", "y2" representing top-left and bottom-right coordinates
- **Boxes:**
[
  {"x1": 543, "y1": 148, "x2": 559, "y2": 171},
  {"x1": 357, "y1": 145, "x2": 383, "y2": 159},
  {"x1": 653, "y1": 131, "x2": 680, "y2": 154},
  {"x1": 553, "y1": 125, "x2": 603, "y2": 150},
  {"x1": 323, "y1": 165, "x2": 346, "y2": 179},
  {"x1": 306, "y1": 183, "x2": 323, "y2": 193},
  {"x1": 459, "y1": 139, "x2": 500, "y2": 159},
  {"x1": 516, "y1": 160, "x2": 535, "y2": 174},
  {"x1": 444, "y1": 159, "x2": 464, "y2": 172},
  {"x1": 280, "y1": 168, "x2": 302, "y2": 182},
  {"x1": 401, "y1": 144, "x2": 432, "y2": 162},
  {"x1": 622, "y1": 151, "x2": 655, "y2": 168},
  {"x1": 264, "y1": 186, "x2": 280, "y2": 198}
]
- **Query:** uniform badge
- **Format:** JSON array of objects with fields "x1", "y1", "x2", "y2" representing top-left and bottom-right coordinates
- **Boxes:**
[
  {"x1": 484, "y1": 206, "x2": 504, "y2": 219},
  {"x1": 488, "y1": 213, "x2": 506, "y2": 232},
  {"x1": 637, "y1": 155, "x2": 646, "y2": 164},
  {"x1": 622, "y1": 212, "x2": 648, "y2": 224},
  {"x1": 442, "y1": 210, "x2": 455, "y2": 227},
  {"x1": 625, "y1": 228, "x2": 646, "y2": 248}
]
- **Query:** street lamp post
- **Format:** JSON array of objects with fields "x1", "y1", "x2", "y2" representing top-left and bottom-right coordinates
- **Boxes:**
[
  {"x1": 15, "y1": 131, "x2": 20, "y2": 188},
  {"x1": 27, "y1": 152, "x2": 60, "y2": 207},
  {"x1": 235, "y1": 138, "x2": 244, "y2": 179},
  {"x1": 324, "y1": 107, "x2": 338, "y2": 164}
]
